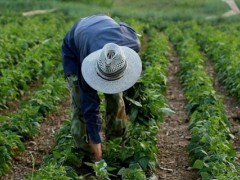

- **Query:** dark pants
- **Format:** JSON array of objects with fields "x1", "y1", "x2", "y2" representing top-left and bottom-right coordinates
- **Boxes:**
[{"x1": 66, "y1": 75, "x2": 127, "y2": 151}]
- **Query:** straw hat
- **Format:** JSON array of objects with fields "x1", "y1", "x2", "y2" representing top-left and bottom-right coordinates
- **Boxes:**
[{"x1": 82, "y1": 43, "x2": 142, "y2": 94}]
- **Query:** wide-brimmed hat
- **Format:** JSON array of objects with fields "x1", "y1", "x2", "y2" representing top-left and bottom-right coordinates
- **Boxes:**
[{"x1": 82, "y1": 43, "x2": 142, "y2": 94}]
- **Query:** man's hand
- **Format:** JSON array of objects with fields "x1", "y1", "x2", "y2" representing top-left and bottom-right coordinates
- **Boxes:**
[{"x1": 90, "y1": 142, "x2": 102, "y2": 161}]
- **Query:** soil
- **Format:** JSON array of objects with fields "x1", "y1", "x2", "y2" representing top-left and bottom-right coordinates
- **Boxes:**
[
  {"x1": 155, "y1": 49, "x2": 240, "y2": 180},
  {"x1": 206, "y1": 0, "x2": 239, "y2": 19},
  {"x1": 156, "y1": 49, "x2": 199, "y2": 180},
  {"x1": 223, "y1": 0, "x2": 240, "y2": 17},
  {"x1": 1, "y1": 32, "x2": 239, "y2": 180},
  {"x1": 0, "y1": 98, "x2": 70, "y2": 180}
]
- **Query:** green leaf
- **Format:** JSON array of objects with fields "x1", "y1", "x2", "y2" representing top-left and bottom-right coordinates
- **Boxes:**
[
  {"x1": 130, "y1": 107, "x2": 138, "y2": 121},
  {"x1": 140, "y1": 142, "x2": 146, "y2": 149},
  {"x1": 0, "y1": 115, "x2": 9, "y2": 122},
  {"x1": 160, "y1": 108, "x2": 175, "y2": 115},
  {"x1": 138, "y1": 157, "x2": 149, "y2": 170},
  {"x1": 200, "y1": 150, "x2": 208, "y2": 156},
  {"x1": 200, "y1": 137, "x2": 206, "y2": 143},
  {"x1": 53, "y1": 151, "x2": 61, "y2": 159},
  {"x1": 129, "y1": 163, "x2": 141, "y2": 169},
  {"x1": 117, "y1": 167, "x2": 126, "y2": 175},
  {"x1": 193, "y1": 159, "x2": 204, "y2": 169},
  {"x1": 200, "y1": 172, "x2": 210, "y2": 178},
  {"x1": 125, "y1": 96, "x2": 142, "y2": 107},
  {"x1": 229, "y1": 133, "x2": 235, "y2": 139},
  {"x1": 84, "y1": 162, "x2": 94, "y2": 167},
  {"x1": 112, "y1": 137, "x2": 122, "y2": 145}
]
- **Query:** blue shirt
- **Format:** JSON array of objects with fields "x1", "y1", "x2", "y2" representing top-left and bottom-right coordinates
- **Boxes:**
[{"x1": 61, "y1": 14, "x2": 140, "y2": 144}]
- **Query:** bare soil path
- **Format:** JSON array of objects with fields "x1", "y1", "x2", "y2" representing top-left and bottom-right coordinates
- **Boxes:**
[
  {"x1": 205, "y1": 60, "x2": 240, "y2": 162},
  {"x1": 156, "y1": 49, "x2": 199, "y2": 180},
  {"x1": 0, "y1": 99, "x2": 70, "y2": 180},
  {"x1": 222, "y1": 0, "x2": 240, "y2": 17},
  {"x1": 206, "y1": 0, "x2": 240, "y2": 19}
]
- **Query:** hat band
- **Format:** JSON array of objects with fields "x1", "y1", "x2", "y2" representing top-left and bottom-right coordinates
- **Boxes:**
[{"x1": 96, "y1": 62, "x2": 127, "y2": 81}]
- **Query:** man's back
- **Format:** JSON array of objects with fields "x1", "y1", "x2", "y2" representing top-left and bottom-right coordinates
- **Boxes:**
[
  {"x1": 73, "y1": 14, "x2": 140, "y2": 62},
  {"x1": 62, "y1": 14, "x2": 140, "y2": 77}
]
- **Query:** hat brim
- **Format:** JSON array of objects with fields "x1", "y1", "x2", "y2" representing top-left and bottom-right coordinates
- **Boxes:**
[{"x1": 82, "y1": 46, "x2": 142, "y2": 94}]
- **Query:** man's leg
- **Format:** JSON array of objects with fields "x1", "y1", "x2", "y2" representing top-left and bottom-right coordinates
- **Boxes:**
[
  {"x1": 66, "y1": 76, "x2": 91, "y2": 154},
  {"x1": 104, "y1": 93, "x2": 128, "y2": 140}
]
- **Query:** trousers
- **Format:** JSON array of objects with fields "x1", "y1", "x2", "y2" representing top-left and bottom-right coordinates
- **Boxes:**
[{"x1": 66, "y1": 75, "x2": 127, "y2": 151}]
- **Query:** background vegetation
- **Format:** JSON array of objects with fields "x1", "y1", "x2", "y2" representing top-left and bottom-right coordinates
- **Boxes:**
[{"x1": 0, "y1": 0, "x2": 240, "y2": 179}]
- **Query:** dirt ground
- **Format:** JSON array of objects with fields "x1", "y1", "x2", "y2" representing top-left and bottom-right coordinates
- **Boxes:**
[
  {"x1": 1, "y1": 99, "x2": 70, "y2": 180},
  {"x1": 156, "y1": 46, "x2": 240, "y2": 180},
  {"x1": 156, "y1": 50, "x2": 199, "y2": 180},
  {"x1": 1, "y1": 36, "x2": 240, "y2": 180},
  {"x1": 223, "y1": 0, "x2": 240, "y2": 17}
]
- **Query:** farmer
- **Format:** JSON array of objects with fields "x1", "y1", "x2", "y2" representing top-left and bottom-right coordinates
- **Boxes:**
[{"x1": 61, "y1": 14, "x2": 141, "y2": 174}]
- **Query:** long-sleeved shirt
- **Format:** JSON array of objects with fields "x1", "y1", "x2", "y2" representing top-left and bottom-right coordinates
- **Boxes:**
[{"x1": 61, "y1": 14, "x2": 140, "y2": 144}]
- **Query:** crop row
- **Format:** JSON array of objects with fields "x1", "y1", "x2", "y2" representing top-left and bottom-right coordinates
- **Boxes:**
[
  {"x1": 195, "y1": 25, "x2": 240, "y2": 101},
  {"x1": 0, "y1": 13, "x2": 73, "y2": 109},
  {"x1": 107, "y1": 29, "x2": 171, "y2": 178},
  {"x1": 0, "y1": 63, "x2": 68, "y2": 176},
  {"x1": 27, "y1": 27, "x2": 171, "y2": 179},
  {"x1": 167, "y1": 25, "x2": 239, "y2": 179},
  {"x1": 214, "y1": 22, "x2": 240, "y2": 37},
  {"x1": 174, "y1": 21, "x2": 240, "y2": 102},
  {"x1": 0, "y1": 13, "x2": 66, "y2": 70},
  {"x1": 0, "y1": 11, "x2": 74, "y2": 177},
  {"x1": 0, "y1": 38, "x2": 62, "y2": 109}
]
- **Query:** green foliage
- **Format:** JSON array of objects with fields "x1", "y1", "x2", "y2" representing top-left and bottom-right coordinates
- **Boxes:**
[
  {"x1": 0, "y1": 13, "x2": 68, "y2": 109},
  {"x1": 0, "y1": 131, "x2": 24, "y2": 176},
  {"x1": 104, "y1": 29, "x2": 171, "y2": 178},
  {"x1": 84, "y1": 160, "x2": 116, "y2": 180},
  {"x1": 0, "y1": 13, "x2": 70, "y2": 175},
  {"x1": 0, "y1": 0, "x2": 58, "y2": 14},
  {"x1": 167, "y1": 25, "x2": 240, "y2": 179},
  {"x1": 111, "y1": 0, "x2": 230, "y2": 21},
  {"x1": 193, "y1": 25, "x2": 240, "y2": 102},
  {"x1": 118, "y1": 166, "x2": 146, "y2": 180},
  {"x1": 43, "y1": 120, "x2": 80, "y2": 167},
  {"x1": 62, "y1": 0, "x2": 113, "y2": 8},
  {"x1": 125, "y1": 30, "x2": 170, "y2": 125},
  {"x1": 0, "y1": 67, "x2": 68, "y2": 175},
  {"x1": 29, "y1": 162, "x2": 79, "y2": 180},
  {"x1": 27, "y1": 121, "x2": 81, "y2": 180},
  {"x1": 3, "y1": 0, "x2": 239, "y2": 178},
  {"x1": 104, "y1": 121, "x2": 159, "y2": 171}
]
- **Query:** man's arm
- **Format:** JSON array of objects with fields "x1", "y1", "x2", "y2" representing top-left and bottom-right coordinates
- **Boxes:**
[
  {"x1": 79, "y1": 79, "x2": 103, "y2": 161},
  {"x1": 62, "y1": 28, "x2": 79, "y2": 77}
]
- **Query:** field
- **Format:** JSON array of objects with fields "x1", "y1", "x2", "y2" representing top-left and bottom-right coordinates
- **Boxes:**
[{"x1": 0, "y1": 0, "x2": 240, "y2": 179}]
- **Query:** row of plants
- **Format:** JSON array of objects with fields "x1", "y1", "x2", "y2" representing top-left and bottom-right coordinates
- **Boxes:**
[
  {"x1": 104, "y1": 29, "x2": 171, "y2": 179},
  {"x1": 215, "y1": 22, "x2": 240, "y2": 37},
  {"x1": 0, "y1": 13, "x2": 65, "y2": 70},
  {"x1": 167, "y1": 25, "x2": 240, "y2": 179},
  {"x1": 175, "y1": 21, "x2": 240, "y2": 101},
  {"x1": 0, "y1": 37, "x2": 61, "y2": 109},
  {"x1": 0, "y1": 63, "x2": 68, "y2": 176},
  {"x1": 0, "y1": 13, "x2": 73, "y2": 109},
  {"x1": 0, "y1": 11, "x2": 78, "y2": 178},
  {"x1": 194, "y1": 25, "x2": 240, "y2": 101},
  {"x1": 27, "y1": 119, "x2": 82, "y2": 180},
  {"x1": 27, "y1": 27, "x2": 172, "y2": 179}
]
